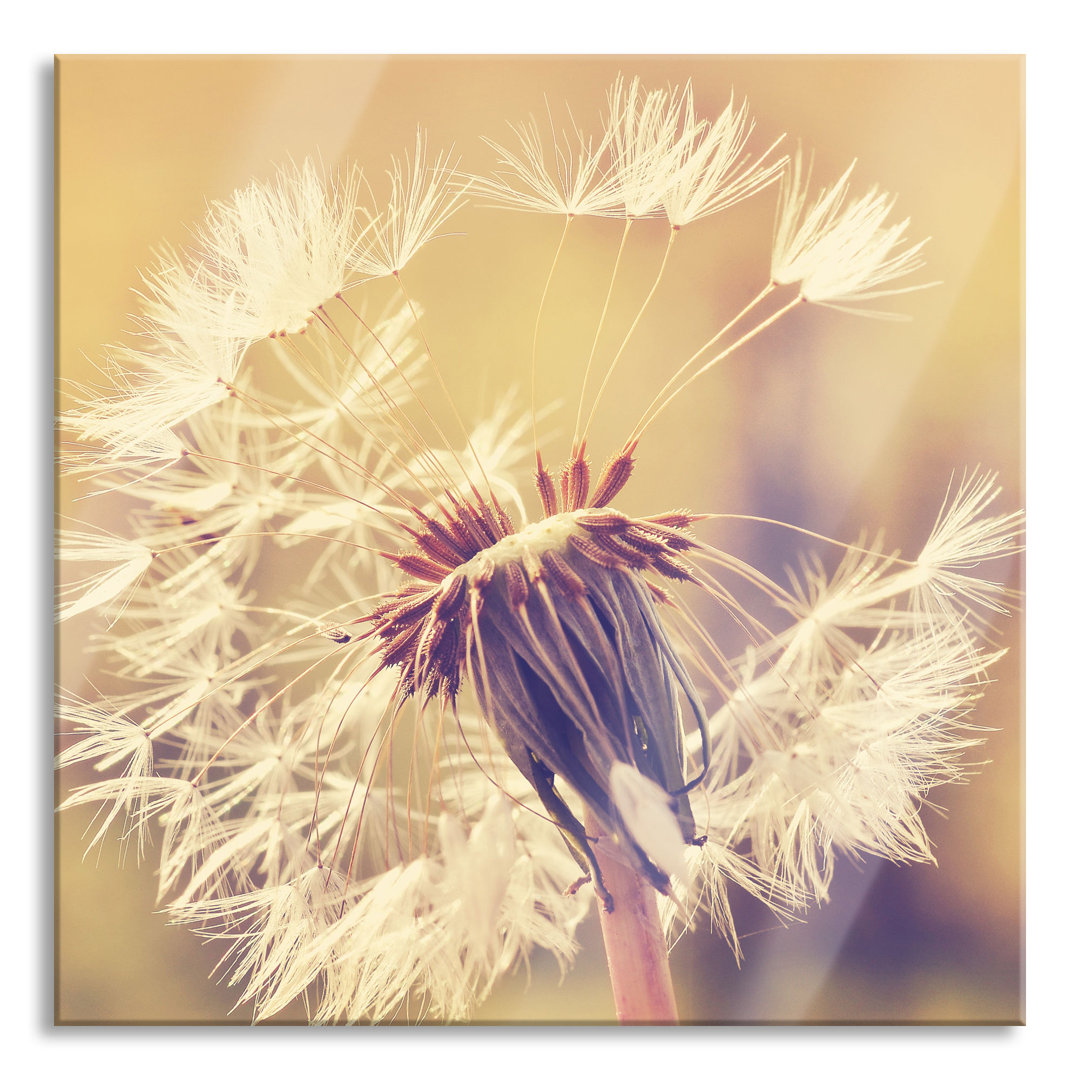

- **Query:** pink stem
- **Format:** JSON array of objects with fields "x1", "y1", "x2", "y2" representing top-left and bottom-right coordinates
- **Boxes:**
[{"x1": 585, "y1": 809, "x2": 679, "y2": 1024}]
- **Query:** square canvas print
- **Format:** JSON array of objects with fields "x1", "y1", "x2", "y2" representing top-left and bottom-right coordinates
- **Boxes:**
[{"x1": 55, "y1": 54, "x2": 1023, "y2": 1025}]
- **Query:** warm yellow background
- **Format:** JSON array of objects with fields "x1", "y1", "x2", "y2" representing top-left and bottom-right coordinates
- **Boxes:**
[{"x1": 56, "y1": 56, "x2": 1023, "y2": 1024}]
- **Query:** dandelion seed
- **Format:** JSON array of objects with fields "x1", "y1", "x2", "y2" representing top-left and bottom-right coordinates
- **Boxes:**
[
  {"x1": 56, "y1": 529, "x2": 156, "y2": 621},
  {"x1": 914, "y1": 470, "x2": 1025, "y2": 617},
  {"x1": 604, "y1": 74, "x2": 691, "y2": 219},
  {"x1": 474, "y1": 112, "x2": 621, "y2": 217},
  {"x1": 771, "y1": 149, "x2": 936, "y2": 314},
  {"x1": 61, "y1": 331, "x2": 241, "y2": 458},
  {"x1": 351, "y1": 130, "x2": 468, "y2": 279},
  {"x1": 659, "y1": 87, "x2": 786, "y2": 228},
  {"x1": 145, "y1": 158, "x2": 368, "y2": 340}
]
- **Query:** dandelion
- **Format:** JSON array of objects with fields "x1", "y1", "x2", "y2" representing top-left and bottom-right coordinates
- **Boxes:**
[{"x1": 57, "y1": 75, "x2": 1021, "y2": 1025}]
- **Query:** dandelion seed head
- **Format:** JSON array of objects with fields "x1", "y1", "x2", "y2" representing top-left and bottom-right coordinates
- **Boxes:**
[
  {"x1": 362, "y1": 480, "x2": 708, "y2": 904},
  {"x1": 57, "y1": 74, "x2": 1021, "y2": 1023}
]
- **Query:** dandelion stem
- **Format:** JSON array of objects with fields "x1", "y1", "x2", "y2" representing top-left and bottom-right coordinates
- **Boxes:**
[
  {"x1": 630, "y1": 292, "x2": 802, "y2": 444},
  {"x1": 627, "y1": 281, "x2": 777, "y2": 447},
  {"x1": 584, "y1": 808, "x2": 679, "y2": 1025},
  {"x1": 573, "y1": 217, "x2": 634, "y2": 452},
  {"x1": 581, "y1": 224, "x2": 679, "y2": 447},
  {"x1": 393, "y1": 273, "x2": 500, "y2": 503},
  {"x1": 532, "y1": 215, "x2": 574, "y2": 458}
]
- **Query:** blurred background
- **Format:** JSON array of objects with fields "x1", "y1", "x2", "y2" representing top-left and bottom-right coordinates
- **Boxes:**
[{"x1": 56, "y1": 55, "x2": 1022, "y2": 1024}]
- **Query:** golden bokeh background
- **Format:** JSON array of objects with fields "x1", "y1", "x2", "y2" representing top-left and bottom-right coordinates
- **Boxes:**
[{"x1": 56, "y1": 55, "x2": 1022, "y2": 1024}]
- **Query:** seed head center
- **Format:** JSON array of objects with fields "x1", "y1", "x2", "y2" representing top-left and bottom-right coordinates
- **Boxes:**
[{"x1": 463, "y1": 511, "x2": 583, "y2": 578}]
